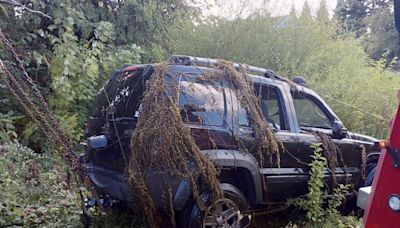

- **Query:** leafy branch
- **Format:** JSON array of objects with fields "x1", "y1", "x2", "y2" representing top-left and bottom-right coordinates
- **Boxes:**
[{"x1": 0, "y1": 0, "x2": 51, "y2": 19}]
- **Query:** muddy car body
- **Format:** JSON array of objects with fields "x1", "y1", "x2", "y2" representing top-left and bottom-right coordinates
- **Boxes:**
[{"x1": 80, "y1": 55, "x2": 380, "y2": 226}]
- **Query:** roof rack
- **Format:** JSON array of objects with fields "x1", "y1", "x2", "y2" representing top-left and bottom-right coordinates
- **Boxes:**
[{"x1": 168, "y1": 55, "x2": 286, "y2": 81}]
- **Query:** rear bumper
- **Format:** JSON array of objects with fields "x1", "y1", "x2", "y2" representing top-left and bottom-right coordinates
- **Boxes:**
[
  {"x1": 79, "y1": 157, "x2": 191, "y2": 211},
  {"x1": 82, "y1": 163, "x2": 130, "y2": 201}
]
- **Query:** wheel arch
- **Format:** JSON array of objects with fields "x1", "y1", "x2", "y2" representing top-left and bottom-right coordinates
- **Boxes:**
[
  {"x1": 202, "y1": 149, "x2": 263, "y2": 204},
  {"x1": 366, "y1": 152, "x2": 380, "y2": 165}
]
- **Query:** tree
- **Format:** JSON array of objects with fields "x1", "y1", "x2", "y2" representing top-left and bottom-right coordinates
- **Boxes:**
[
  {"x1": 316, "y1": 0, "x2": 330, "y2": 24},
  {"x1": 301, "y1": 0, "x2": 313, "y2": 22},
  {"x1": 363, "y1": 6, "x2": 399, "y2": 64},
  {"x1": 336, "y1": 0, "x2": 390, "y2": 36},
  {"x1": 169, "y1": 13, "x2": 399, "y2": 138},
  {"x1": 335, "y1": 0, "x2": 399, "y2": 65},
  {"x1": 0, "y1": 0, "x2": 193, "y2": 148},
  {"x1": 289, "y1": 4, "x2": 297, "y2": 18}
]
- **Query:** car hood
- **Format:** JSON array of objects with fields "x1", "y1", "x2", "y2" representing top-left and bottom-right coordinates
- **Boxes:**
[{"x1": 349, "y1": 132, "x2": 378, "y2": 143}]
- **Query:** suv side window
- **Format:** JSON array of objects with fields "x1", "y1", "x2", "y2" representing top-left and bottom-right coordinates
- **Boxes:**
[
  {"x1": 257, "y1": 85, "x2": 286, "y2": 130},
  {"x1": 292, "y1": 92, "x2": 332, "y2": 129},
  {"x1": 229, "y1": 84, "x2": 286, "y2": 130},
  {"x1": 227, "y1": 87, "x2": 251, "y2": 127},
  {"x1": 178, "y1": 80, "x2": 225, "y2": 126}
]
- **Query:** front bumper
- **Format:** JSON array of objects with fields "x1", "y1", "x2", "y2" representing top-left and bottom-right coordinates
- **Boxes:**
[{"x1": 357, "y1": 186, "x2": 372, "y2": 210}]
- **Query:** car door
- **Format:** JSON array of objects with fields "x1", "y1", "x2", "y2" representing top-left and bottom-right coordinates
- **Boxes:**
[
  {"x1": 290, "y1": 88, "x2": 363, "y2": 188},
  {"x1": 231, "y1": 80, "x2": 306, "y2": 201}
]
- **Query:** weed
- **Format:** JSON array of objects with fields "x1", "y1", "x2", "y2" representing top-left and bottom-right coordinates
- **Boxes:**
[{"x1": 287, "y1": 144, "x2": 362, "y2": 227}]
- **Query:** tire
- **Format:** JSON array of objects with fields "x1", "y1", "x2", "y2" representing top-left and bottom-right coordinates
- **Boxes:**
[
  {"x1": 365, "y1": 162, "x2": 377, "y2": 175},
  {"x1": 364, "y1": 166, "x2": 376, "y2": 187},
  {"x1": 178, "y1": 183, "x2": 250, "y2": 228}
]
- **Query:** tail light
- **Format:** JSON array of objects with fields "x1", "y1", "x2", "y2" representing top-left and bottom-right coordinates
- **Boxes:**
[{"x1": 123, "y1": 66, "x2": 137, "y2": 78}]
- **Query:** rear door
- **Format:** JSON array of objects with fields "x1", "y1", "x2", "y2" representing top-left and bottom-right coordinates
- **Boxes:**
[
  {"x1": 230, "y1": 79, "x2": 307, "y2": 201},
  {"x1": 178, "y1": 73, "x2": 235, "y2": 150}
]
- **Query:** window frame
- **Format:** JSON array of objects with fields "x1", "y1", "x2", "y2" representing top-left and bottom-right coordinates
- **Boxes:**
[
  {"x1": 257, "y1": 84, "x2": 289, "y2": 131},
  {"x1": 291, "y1": 90, "x2": 335, "y2": 130},
  {"x1": 233, "y1": 83, "x2": 289, "y2": 132},
  {"x1": 177, "y1": 74, "x2": 227, "y2": 127}
]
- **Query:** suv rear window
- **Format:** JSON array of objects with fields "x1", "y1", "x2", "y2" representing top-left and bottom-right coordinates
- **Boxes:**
[
  {"x1": 179, "y1": 80, "x2": 225, "y2": 126},
  {"x1": 90, "y1": 69, "x2": 144, "y2": 118}
]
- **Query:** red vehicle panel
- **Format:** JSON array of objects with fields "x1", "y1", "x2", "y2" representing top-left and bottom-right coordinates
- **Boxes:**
[{"x1": 364, "y1": 90, "x2": 400, "y2": 228}]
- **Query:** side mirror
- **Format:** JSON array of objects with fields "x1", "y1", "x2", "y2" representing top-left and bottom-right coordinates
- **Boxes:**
[{"x1": 332, "y1": 121, "x2": 347, "y2": 139}]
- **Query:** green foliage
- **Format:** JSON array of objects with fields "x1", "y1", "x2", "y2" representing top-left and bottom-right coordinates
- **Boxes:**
[
  {"x1": 326, "y1": 184, "x2": 350, "y2": 216},
  {"x1": 363, "y1": 5, "x2": 399, "y2": 64},
  {"x1": 316, "y1": 0, "x2": 330, "y2": 24},
  {"x1": 335, "y1": 0, "x2": 390, "y2": 34},
  {"x1": 300, "y1": 1, "x2": 313, "y2": 23},
  {"x1": 0, "y1": 112, "x2": 18, "y2": 143},
  {"x1": 0, "y1": 142, "x2": 81, "y2": 226},
  {"x1": 100, "y1": 44, "x2": 144, "y2": 79},
  {"x1": 287, "y1": 145, "x2": 362, "y2": 227},
  {"x1": 288, "y1": 145, "x2": 326, "y2": 222},
  {"x1": 336, "y1": 0, "x2": 398, "y2": 65},
  {"x1": 169, "y1": 12, "x2": 398, "y2": 138},
  {"x1": 0, "y1": 0, "x2": 192, "y2": 148},
  {"x1": 0, "y1": 142, "x2": 142, "y2": 227},
  {"x1": 49, "y1": 14, "x2": 114, "y2": 117}
]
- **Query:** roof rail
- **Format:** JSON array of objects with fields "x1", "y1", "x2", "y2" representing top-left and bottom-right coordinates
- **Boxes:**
[{"x1": 168, "y1": 55, "x2": 280, "y2": 79}]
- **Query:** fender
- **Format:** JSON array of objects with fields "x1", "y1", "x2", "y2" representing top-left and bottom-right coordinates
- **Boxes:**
[
  {"x1": 366, "y1": 152, "x2": 381, "y2": 164},
  {"x1": 201, "y1": 149, "x2": 263, "y2": 203}
]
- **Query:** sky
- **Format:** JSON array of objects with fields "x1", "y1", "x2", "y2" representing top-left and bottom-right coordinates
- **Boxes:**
[
  {"x1": 268, "y1": 0, "x2": 338, "y2": 16},
  {"x1": 201, "y1": 0, "x2": 338, "y2": 18}
]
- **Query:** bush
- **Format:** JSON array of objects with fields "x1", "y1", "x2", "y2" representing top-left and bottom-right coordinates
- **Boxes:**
[
  {"x1": 0, "y1": 112, "x2": 19, "y2": 143},
  {"x1": 169, "y1": 14, "x2": 399, "y2": 139},
  {"x1": 0, "y1": 142, "x2": 143, "y2": 227},
  {"x1": 287, "y1": 145, "x2": 362, "y2": 227},
  {"x1": 0, "y1": 142, "x2": 81, "y2": 227}
]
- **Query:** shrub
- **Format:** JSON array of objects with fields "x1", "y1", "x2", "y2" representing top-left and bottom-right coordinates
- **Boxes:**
[
  {"x1": 287, "y1": 145, "x2": 362, "y2": 227},
  {"x1": 0, "y1": 142, "x2": 81, "y2": 227}
]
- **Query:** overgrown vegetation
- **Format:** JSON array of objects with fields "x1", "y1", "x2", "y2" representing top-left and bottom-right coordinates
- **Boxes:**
[
  {"x1": 0, "y1": 142, "x2": 81, "y2": 227},
  {"x1": 1, "y1": 0, "x2": 399, "y2": 227},
  {"x1": 128, "y1": 64, "x2": 222, "y2": 227},
  {"x1": 0, "y1": 0, "x2": 192, "y2": 152},
  {"x1": 0, "y1": 141, "x2": 143, "y2": 227},
  {"x1": 169, "y1": 5, "x2": 399, "y2": 139},
  {"x1": 202, "y1": 60, "x2": 281, "y2": 165},
  {"x1": 287, "y1": 145, "x2": 362, "y2": 227}
]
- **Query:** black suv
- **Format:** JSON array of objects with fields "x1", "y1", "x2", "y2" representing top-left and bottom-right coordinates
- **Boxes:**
[{"x1": 80, "y1": 55, "x2": 379, "y2": 227}]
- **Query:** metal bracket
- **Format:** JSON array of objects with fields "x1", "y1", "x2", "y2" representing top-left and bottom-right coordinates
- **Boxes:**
[{"x1": 387, "y1": 147, "x2": 400, "y2": 168}]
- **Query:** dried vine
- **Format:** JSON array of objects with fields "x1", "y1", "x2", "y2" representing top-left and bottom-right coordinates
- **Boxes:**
[
  {"x1": 360, "y1": 145, "x2": 367, "y2": 180},
  {"x1": 128, "y1": 64, "x2": 222, "y2": 227},
  {"x1": 0, "y1": 28, "x2": 82, "y2": 180},
  {"x1": 128, "y1": 61, "x2": 283, "y2": 226},
  {"x1": 201, "y1": 60, "x2": 281, "y2": 165},
  {"x1": 313, "y1": 131, "x2": 348, "y2": 186}
]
